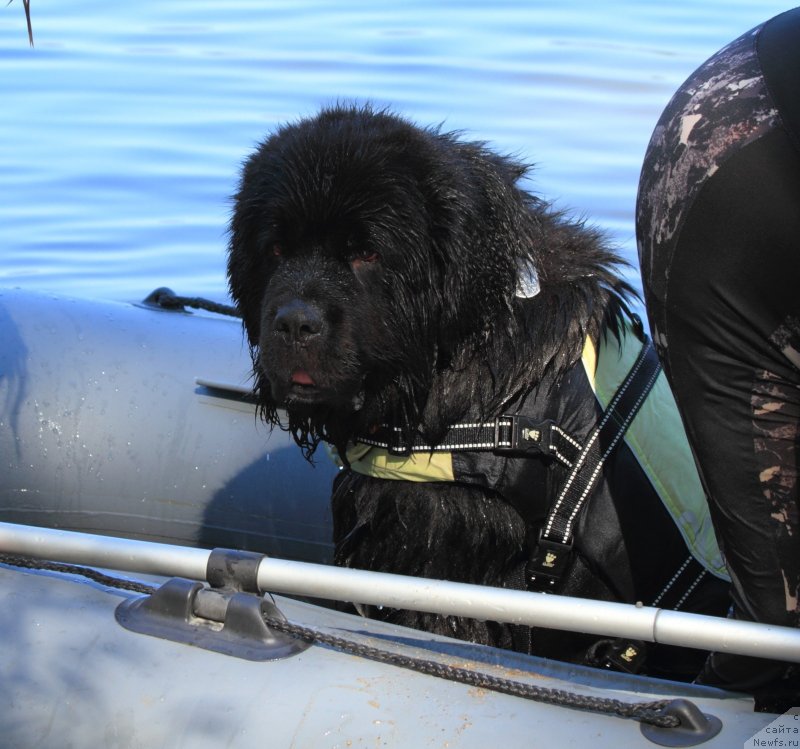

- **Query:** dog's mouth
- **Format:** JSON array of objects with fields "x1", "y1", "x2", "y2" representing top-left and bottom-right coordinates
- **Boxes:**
[
  {"x1": 285, "y1": 369, "x2": 319, "y2": 402},
  {"x1": 271, "y1": 367, "x2": 365, "y2": 414},
  {"x1": 290, "y1": 369, "x2": 315, "y2": 387}
]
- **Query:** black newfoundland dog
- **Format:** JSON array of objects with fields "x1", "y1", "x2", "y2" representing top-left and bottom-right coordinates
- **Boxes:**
[{"x1": 227, "y1": 105, "x2": 728, "y2": 678}]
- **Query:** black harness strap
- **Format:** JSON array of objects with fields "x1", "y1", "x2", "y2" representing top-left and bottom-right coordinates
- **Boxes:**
[
  {"x1": 527, "y1": 336, "x2": 662, "y2": 592},
  {"x1": 355, "y1": 333, "x2": 663, "y2": 597},
  {"x1": 357, "y1": 414, "x2": 583, "y2": 468}
]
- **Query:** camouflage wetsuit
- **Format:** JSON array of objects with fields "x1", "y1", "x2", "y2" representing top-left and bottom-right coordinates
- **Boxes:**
[{"x1": 637, "y1": 8, "x2": 800, "y2": 703}]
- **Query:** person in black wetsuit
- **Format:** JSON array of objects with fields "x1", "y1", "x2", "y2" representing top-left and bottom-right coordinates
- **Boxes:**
[{"x1": 636, "y1": 8, "x2": 800, "y2": 709}]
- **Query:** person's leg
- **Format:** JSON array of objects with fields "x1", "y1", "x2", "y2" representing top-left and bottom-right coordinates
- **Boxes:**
[
  {"x1": 637, "y1": 9, "x2": 800, "y2": 702},
  {"x1": 655, "y1": 129, "x2": 800, "y2": 692}
]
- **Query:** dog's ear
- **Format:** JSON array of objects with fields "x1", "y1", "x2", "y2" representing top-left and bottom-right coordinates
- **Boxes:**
[{"x1": 429, "y1": 142, "x2": 534, "y2": 353}]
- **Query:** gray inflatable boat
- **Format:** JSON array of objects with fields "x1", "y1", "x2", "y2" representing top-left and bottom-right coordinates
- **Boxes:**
[
  {"x1": 0, "y1": 287, "x2": 338, "y2": 560},
  {"x1": 0, "y1": 288, "x2": 796, "y2": 748}
]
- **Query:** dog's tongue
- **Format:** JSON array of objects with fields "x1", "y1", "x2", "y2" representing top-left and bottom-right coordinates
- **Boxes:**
[{"x1": 291, "y1": 369, "x2": 315, "y2": 386}]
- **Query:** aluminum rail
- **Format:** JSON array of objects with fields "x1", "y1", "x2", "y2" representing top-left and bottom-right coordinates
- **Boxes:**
[
  {"x1": 0, "y1": 521, "x2": 209, "y2": 579},
  {"x1": 1, "y1": 521, "x2": 799, "y2": 663},
  {"x1": 258, "y1": 557, "x2": 800, "y2": 664}
]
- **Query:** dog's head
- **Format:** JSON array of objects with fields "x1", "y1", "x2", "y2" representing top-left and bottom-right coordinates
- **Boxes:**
[
  {"x1": 227, "y1": 105, "x2": 630, "y2": 455},
  {"x1": 227, "y1": 105, "x2": 542, "y2": 452}
]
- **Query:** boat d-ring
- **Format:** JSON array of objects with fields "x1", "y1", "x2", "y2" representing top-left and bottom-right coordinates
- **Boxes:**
[{"x1": 640, "y1": 699, "x2": 723, "y2": 746}]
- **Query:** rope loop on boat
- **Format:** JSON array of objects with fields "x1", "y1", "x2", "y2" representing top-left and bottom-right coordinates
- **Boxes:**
[{"x1": 143, "y1": 287, "x2": 242, "y2": 318}]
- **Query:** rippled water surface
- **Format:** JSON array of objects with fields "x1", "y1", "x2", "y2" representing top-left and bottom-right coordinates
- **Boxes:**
[{"x1": 0, "y1": 1, "x2": 794, "y2": 302}]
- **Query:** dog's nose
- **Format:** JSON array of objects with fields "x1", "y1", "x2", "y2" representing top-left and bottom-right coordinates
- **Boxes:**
[{"x1": 273, "y1": 300, "x2": 323, "y2": 343}]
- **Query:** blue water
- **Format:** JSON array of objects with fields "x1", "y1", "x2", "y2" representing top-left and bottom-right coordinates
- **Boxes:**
[{"x1": 0, "y1": 1, "x2": 794, "y2": 302}]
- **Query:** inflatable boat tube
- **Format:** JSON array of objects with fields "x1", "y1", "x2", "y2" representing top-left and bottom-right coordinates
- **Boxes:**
[{"x1": 0, "y1": 288, "x2": 338, "y2": 561}]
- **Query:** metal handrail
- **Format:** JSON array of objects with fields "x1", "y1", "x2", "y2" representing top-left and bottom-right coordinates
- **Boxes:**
[{"x1": 1, "y1": 520, "x2": 798, "y2": 663}]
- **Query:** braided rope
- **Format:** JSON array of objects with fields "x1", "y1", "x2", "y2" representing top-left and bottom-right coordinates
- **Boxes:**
[
  {"x1": 0, "y1": 553, "x2": 157, "y2": 595},
  {"x1": 262, "y1": 616, "x2": 680, "y2": 728},
  {"x1": 152, "y1": 293, "x2": 241, "y2": 318}
]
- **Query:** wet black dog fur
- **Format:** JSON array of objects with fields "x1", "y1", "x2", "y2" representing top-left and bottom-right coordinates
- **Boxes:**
[{"x1": 227, "y1": 105, "x2": 727, "y2": 674}]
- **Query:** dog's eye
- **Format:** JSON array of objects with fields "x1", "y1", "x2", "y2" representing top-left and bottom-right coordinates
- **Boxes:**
[{"x1": 271, "y1": 243, "x2": 283, "y2": 257}]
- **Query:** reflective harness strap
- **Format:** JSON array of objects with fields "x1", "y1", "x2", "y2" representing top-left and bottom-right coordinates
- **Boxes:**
[
  {"x1": 520, "y1": 334, "x2": 664, "y2": 669},
  {"x1": 355, "y1": 338, "x2": 663, "y2": 581},
  {"x1": 526, "y1": 336, "x2": 662, "y2": 592},
  {"x1": 355, "y1": 417, "x2": 582, "y2": 469},
  {"x1": 357, "y1": 335, "x2": 664, "y2": 595}
]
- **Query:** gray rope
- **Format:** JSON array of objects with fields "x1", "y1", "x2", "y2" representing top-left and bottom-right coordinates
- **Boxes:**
[
  {"x1": 0, "y1": 553, "x2": 157, "y2": 595},
  {"x1": 262, "y1": 614, "x2": 679, "y2": 728}
]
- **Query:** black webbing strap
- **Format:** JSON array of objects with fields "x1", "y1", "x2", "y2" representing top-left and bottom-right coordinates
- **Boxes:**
[
  {"x1": 527, "y1": 336, "x2": 662, "y2": 592},
  {"x1": 356, "y1": 416, "x2": 583, "y2": 469},
  {"x1": 353, "y1": 333, "x2": 662, "y2": 595}
]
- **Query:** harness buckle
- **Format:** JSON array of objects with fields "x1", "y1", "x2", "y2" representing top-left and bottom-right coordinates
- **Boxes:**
[
  {"x1": 585, "y1": 638, "x2": 648, "y2": 674},
  {"x1": 526, "y1": 532, "x2": 574, "y2": 592},
  {"x1": 496, "y1": 415, "x2": 553, "y2": 456}
]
